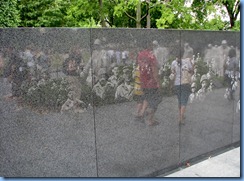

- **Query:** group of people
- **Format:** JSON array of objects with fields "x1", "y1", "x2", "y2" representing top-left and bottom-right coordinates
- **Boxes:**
[{"x1": 0, "y1": 35, "x2": 239, "y2": 125}]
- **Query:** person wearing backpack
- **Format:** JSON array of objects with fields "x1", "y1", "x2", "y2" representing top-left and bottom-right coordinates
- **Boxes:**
[{"x1": 135, "y1": 42, "x2": 162, "y2": 126}]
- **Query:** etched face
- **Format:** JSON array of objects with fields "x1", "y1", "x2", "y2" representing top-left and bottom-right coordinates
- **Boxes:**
[
  {"x1": 99, "y1": 78, "x2": 106, "y2": 86},
  {"x1": 202, "y1": 80, "x2": 207, "y2": 88},
  {"x1": 68, "y1": 91, "x2": 74, "y2": 99},
  {"x1": 112, "y1": 67, "x2": 119, "y2": 76},
  {"x1": 194, "y1": 68, "x2": 197, "y2": 74}
]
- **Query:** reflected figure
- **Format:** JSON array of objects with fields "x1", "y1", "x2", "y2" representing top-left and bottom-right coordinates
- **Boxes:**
[
  {"x1": 132, "y1": 63, "x2": 144, "y2": 120},
  {"x1": 236, "y1": 100, "x2": 240, "y2": 113},
  {"x1": 21, "y1": 45, "x2": 35, "y2": 80},
  {"x1": 183, "y1": 43, "x2": 194, "y2": 59},
  {"x1": 65, "y1": 57, "x2": 82, "y2": 104},
  {"x1": 171, "y1": 51, "x2": 193, "y2": 124},
  {"x1": 136, "y1": 42, "x2": 161, "y2": 126},
  {"x1": 7, "y1": 48, "x2": 29, "y2": 99},
  {"x1": 218, "y1": 40, "x2": 231, "y2": 76},
  {"x1": 86, "y1": 68, "x2": 97, "y2": 88},
  {"x1": 224, "y1": 48, "x2": 239, "y2": 100},
  {"x1": 152, "y1": 40, "x2": 169, "y2": 67}
]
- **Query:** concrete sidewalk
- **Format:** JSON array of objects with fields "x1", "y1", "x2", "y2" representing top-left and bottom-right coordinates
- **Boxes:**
[{"x1": 158, "y1": 147, "x2": 240, "y2": 177}]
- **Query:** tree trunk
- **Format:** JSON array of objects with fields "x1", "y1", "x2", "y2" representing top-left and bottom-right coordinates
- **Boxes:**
[
  {"x1": 98, "y1": 0, "x2": 106, "y2": 27},
  {"x1": 136, "y1": 1, "x2": 141, "y2": 28},
  {"x1": 223, "y1": 0, "x2": 240, "y2": 29},
  {"x1": 146, "y1": 0, "x2": 150, "y2": 28}
]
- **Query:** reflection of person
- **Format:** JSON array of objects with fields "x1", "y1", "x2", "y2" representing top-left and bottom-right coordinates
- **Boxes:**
[
  {"x1": 6, "y1": 49, "x2": 29, "y2": 99},
  {"x1": 65, "y1": 56, "x2": 82, "y2": 105},
  {"x1": 132, "y1": 63, "x2": 144, "y2": 120},
  {"x1": 136, "y1": 43, "x2": 161, "y2": 126},
  {"x1": 171, "y1": 52, "x2": 193, "y2": 124},
  {"x1": 0, "y1": 52, "x2": 4, "y2": 76},
  {"x1": 183, "y1": 43, "x2": 193, "y2": 59},
  {"x1": 224, "y1": 48, "x2": 239, "y2": 100},
  {"x1": 152, "y1": 40, "x2": 169, "y2": 67},
  {"x1": 218, "y1": 40, "x2": 230, "y2": 76}
]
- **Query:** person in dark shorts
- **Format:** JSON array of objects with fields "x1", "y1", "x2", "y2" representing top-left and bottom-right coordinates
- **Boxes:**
[
  {"x1": 135, "y1": 43, "x2": 161, "y2": 126},
  {"x1": 170, "y1": 52, "x2": 193, "y2": 124}
]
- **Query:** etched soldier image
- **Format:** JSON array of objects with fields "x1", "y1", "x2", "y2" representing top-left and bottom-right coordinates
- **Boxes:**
[
  {"x1": 81, "y1": 39, "x2": 108, "y2": 79},
  {"x1": 115, "y1": 67, "x2": 133, "y2": 102},
  {"x1": 0, "y1": 28, "x2": 240, "y2": 178}
]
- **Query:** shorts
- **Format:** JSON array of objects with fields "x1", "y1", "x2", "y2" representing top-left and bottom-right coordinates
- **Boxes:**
[
  {"x1": 143, "y1": 88, "x2": 162, "y2": 110},
  {"x1": 174, "y1": 84, "x2": 191, "y2": 106}
]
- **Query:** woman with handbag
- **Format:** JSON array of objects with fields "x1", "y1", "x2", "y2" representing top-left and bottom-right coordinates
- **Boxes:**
[{"x1": 170, "y1": 52, "x2": 193, "y2": 125}]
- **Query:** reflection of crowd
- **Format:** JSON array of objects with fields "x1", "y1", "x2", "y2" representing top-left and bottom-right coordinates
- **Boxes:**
[{"x1": 0, "y1": 34, "x2": 240, "y2": 115}]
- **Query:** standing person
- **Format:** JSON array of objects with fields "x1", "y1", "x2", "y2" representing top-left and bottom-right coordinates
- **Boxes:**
[
  {"x1": 182, "y1": 42, "x2": 193, "y2": 59},
  {"x1": 170, "y1": 52, "x2": 193, "y2": 125},
  {"x1": 132, "y1": 63, "x2": 144, "y2": 120},
  {"x1": 224, "y1": 47, "x2": 239, "y2": 100},
  {"x1": 0, "y1": 50, "x2": 4, "y2": 77},
  {"x1": 136, "y1": 42, "x2": 161, "y2": 126},
  {"x1": 7, "y1": 48, "x2": 29, "y2": 99},
  {"x1": 81, "y1": 39, "x2": 107, "y2": 78},
  {"x1": 152, "y1": 40, "x2": 169, "y2": 68}
]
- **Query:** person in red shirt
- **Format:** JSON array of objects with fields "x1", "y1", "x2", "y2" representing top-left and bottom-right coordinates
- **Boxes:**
[{"x1": 135, "y1": 43, "x2": 162, "y2": 126}]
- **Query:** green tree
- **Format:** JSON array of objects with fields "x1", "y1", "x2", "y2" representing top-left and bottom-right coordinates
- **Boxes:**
[
  {"x1": 38, "y1": 0, "x2": 70, "y2": 27},
  {"x1": 191, "y1": 0, "x2": 240, "y2": 30},
  {"x1": 14, "y1": 0, "x2": 240, "y2": 30},
  {"x1": 218, "y1": 0, "x2": 240, "y2": 29},
  {"x1": 0, "y1": 0, "x2": 20, "y2": 27},
  {"x1": 155, "y1": 0, "x2": 240, "y2": 30},
  {"x1": 114, "y1": 0, "x2": 151, "y2": 28},
  {"x1": 156, "y1": 0, "x2": 195, "y2": 29},
  {"x1": 18, "y1": 0, "x2": 53, "y2": 27}
]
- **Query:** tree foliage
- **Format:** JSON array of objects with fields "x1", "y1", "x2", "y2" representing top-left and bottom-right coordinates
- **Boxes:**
[
  {"x1": 0, "y1": 0, "x2": 240, "y2": 30},
  {"x1": 0, "y1": 0, "x2": 20, "y2": 27}
]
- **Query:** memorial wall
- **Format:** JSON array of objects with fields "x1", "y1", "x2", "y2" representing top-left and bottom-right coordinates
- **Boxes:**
[{"x1": 0, "y1": 28, "x2": 240, "y2": 177}]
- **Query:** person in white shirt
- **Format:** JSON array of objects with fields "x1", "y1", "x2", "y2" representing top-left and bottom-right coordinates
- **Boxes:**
[{"x1": 170, "y1": 52, "x2": 193, "y2": 124}]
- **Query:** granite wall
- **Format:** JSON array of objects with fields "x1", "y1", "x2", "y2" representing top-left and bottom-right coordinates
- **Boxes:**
[{"x1": 0, "y1": 28, "x2": 240, "y2": 177}]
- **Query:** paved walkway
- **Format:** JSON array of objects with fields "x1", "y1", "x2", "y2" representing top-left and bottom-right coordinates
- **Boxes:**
[{"x1": 159, "y1": 147, "x2": 240, "y2": 177}]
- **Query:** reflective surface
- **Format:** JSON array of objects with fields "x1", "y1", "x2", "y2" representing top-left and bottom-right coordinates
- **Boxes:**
[{"x1": 0, "y1": 28, "x2": 240, "y2": 177}]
